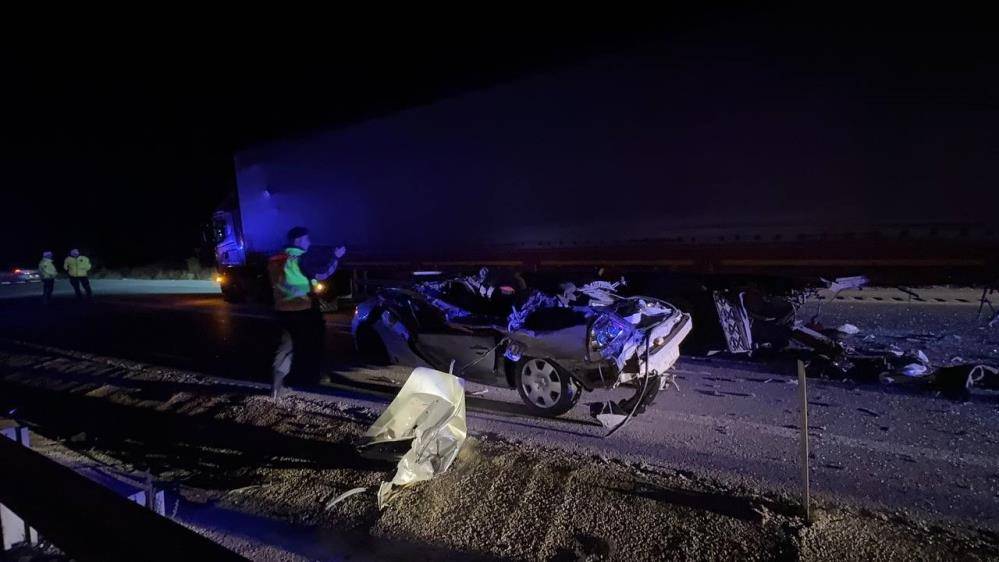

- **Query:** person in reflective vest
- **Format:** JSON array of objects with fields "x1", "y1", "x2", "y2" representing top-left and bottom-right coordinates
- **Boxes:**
[
  {"x1": 63, "y1": 249, "x2": 92, "y2": 300},
  {"x1": 268, "y1": 226, "x2": 346, "y2": 398},
  {"x1": 39, "y1": 251, "x2": 58, "y2": 304}
]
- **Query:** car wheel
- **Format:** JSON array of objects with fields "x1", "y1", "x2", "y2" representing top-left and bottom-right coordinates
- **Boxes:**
[{"x1": 515, "y1": 357, "x2": 581, "y2": 416}]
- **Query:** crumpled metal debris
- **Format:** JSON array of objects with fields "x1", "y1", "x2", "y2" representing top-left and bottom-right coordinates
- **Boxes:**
[
  {"x1": 713, "y1": 291, "x2": 753, "y2": 353},
  {"x1": 898, "y1": 362, "x2": 928, "y2": 377},
  {"x1": 790, "y1": 323, "x2": 845, "y2": 357},
  {"x1": 878, "y1": 360, "x2": 999, "y2": 400},
  {"x1": 726, "y1": 277, "x2": 999, "y2": 401},
  {"x1": 576, "y1": 279, "x2": 625, "y2": 306},
  {"x1": 930, "y1": 364, "x2": 999, "y2": 400},
  {"x1": 359, "y1": 367, "x2": 467, "y2": 508},
  {"x1": 822, "y1": 275, "x2": 869, "y2": 293},
  {"x1": 797, "y1": 331, "x2": 999, "y2": 400},
  {"x1": 507, "y1": 291, "x2": 562, "y2": 331},
  {"x1": 837, "y1": 323, "x2": 860, "y2": 335},
  {"x1": 506, "y1": 279, "x2": 626, "y2": 332},
  {"x1": 589, "y1": 376, "x2": 664, "y2": 430}
]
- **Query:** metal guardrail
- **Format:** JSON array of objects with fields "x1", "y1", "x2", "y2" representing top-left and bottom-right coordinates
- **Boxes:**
[{"x1": 0, "y1": 436, "x2": 245, "y2": 561}]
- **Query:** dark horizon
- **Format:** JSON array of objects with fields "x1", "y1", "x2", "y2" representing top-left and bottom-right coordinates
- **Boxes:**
[{"x1": 2, "y1": 12, "x2": 996, "y2": 270}]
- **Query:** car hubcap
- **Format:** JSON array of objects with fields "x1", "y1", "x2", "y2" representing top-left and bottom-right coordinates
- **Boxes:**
[{"x1": 522, "y1": 359, "x2": 562, "y2": 408}]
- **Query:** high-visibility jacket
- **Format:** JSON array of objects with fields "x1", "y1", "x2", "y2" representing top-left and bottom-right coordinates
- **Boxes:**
[
  {"x1": 64, "y1": 255, "x2": 91, "y2": 278},
  {"x1": 38, "y1": 258, "x2": 57, "y2": 279},
  {"x1": 268, "y1": 247, "x2": 312, "y2": 312}
]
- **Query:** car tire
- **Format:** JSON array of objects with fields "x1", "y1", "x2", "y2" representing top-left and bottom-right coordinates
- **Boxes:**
[{"x1": 514, "y1": 357, "x2": 581, "y2": 417}]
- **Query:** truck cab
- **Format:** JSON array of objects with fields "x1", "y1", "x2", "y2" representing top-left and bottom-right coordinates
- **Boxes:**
[
  {"x1": 207, "y1": 209, "x2": 261, "y2": 303},
  {"x1": 211, "y1": 210, "x2": 245, "y2": 269}
]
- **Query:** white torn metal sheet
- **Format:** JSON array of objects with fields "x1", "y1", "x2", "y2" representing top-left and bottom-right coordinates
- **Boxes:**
[
  {"x1": 822, "y1": 275, "x2": 869, "y2": 293},
  {"x1": 837, "y1": 323, "x2": 861, "y2": 335},
  {"x1": 595, "y1": 412, "x2": 628, "y2": 428},
  {"x1": 900, "y1": 363, "x2": 929, "y2": 377},
  {"x1": 790, "y1": 324, "x2": 842, "y2": 355},
  {"x1": 361, "y1": 367, "x2": 467, "y2": 508},
  {"x1": 576, "y1": 279, "x2": 624, "y2": 306},
  {"x1": 458, "y1": 267, "x2": 494, "y2": 299},
  {"x1": 556, "y1": 282, "x2": 578, "y2": 306}
]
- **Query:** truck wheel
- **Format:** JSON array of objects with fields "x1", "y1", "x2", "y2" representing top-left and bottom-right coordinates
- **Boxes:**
[
  {"x1": 221, "y1": 282, "x2": 246, "y2": 303},
  {"x1": 515, "y1": 357, "x2": 580, "y2": 416}
]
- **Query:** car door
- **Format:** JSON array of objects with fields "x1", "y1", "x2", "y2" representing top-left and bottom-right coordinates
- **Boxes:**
[
  {"x1": 417, "y1": 330, "x2": 500, "y2": 382},
  {"x1": 403, "y1": 295, "x2": 502, "y2": 382}
]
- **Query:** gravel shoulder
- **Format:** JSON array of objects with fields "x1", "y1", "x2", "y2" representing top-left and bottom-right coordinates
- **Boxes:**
[{"x1": 2, "y1": 341, "x2": 997, "y2": 561}]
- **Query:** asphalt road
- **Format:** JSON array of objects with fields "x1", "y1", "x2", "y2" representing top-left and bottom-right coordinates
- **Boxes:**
[
  {"x1": 0, "y1": 278, "x2": 221, "y2": 299},
  {"x1": 1, "y1": 280, "x2": 997, "y2": 530}
]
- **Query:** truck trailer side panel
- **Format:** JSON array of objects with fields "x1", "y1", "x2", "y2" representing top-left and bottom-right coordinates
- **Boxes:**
[{"x1": 228, "y1": 45, "x2": 998, "y2": 277}]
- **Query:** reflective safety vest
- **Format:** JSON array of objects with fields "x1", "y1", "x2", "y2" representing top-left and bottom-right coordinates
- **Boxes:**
[
  {"x1": 268, "y1": 247, "x2": 312, "y2": 312},
  {"x1": 38, "y1": 258, "x2": 57, "y2": 279},
  {"x1": 64, "y1": 255, "x2": 91, "y2": 277}
]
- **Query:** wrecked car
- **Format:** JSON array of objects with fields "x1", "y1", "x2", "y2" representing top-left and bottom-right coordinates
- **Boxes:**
[{"x1": 351, "y1": 270, "x2": 692, "y2": 417}]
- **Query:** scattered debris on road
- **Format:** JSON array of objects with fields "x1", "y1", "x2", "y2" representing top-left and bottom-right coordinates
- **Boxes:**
[
  {"x1": 358, "y1": 367, "x2": 467, "y2": 508},
  {"x1": 836, "y1": 323, "x2": 860, "y2": 335},
  {"x1": 702, "y1": 281, "x2": 999, "y2": 400},
  {"x1": 822, "y1": 276, "x2": 869, "y2": 294}
]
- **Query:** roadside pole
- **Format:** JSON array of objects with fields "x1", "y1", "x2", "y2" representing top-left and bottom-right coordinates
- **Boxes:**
[{"x1": 797, "y1": 360, "x2": 812, "y2": 522}]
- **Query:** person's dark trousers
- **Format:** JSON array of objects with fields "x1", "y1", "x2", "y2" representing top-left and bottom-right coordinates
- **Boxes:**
[
  {"x1": 69, "y1": 276, "x2": 92, "y2": 300},
  {"x1": 42, "y1": 279, "x2": 54, "y2": 304},
  {"x1": 274, "y1": 304, "x2": 325, "y2": 389}
]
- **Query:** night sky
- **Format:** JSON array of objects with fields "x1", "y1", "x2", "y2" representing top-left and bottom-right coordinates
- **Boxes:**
[{"x1": 2, "y1": 11, "x2": 995, "y2": 270}]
